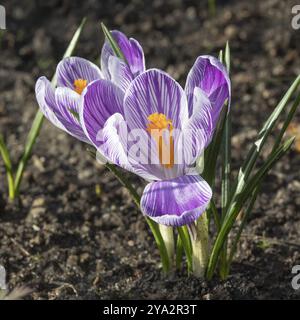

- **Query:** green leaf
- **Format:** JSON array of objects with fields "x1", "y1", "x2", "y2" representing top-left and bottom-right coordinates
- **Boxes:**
[
  {"x1": 218, "y1": 49, "x2": 223, "y2": 62},
  {"x1": 203, "y1": 46, "x2": 230, "y2": 189},
  {"x1": 221, "y1": 42, "x2": 231, "y2": 217},
  {"x1": 272, "y1": 91, "x2": 300, "y2": 151},
  {"x1": 209, "y1": 199, "x2": 221, "y2": 231},
  {"x1": 232, "y1": 74, "x2": 300, "y2": 204},
  {"x1": 203, "y1": 103, "x2": 227, "y2": 187},
  {"x1": 225, "y1": 41, "x2": 230, "y2": 73},
  {"x1": 52, "y1": 17, "x2": 87, "y2": 87},
  {"x1": 147, "y1": 218, "x2": 171, "y2": 273},
  {"x1": 68, "y1": 109, "x2": 80, "y2": 121},
  {"x1": 13, "y1": 18, "x2": 87, "y2": 197},
  {"x1": 176, "y1": 234, "x2": 184, "y2": 270},
  {"x1": 210, "y1": 74, "x2": 300, "y2": 278},
  {"x1": 214, "y1": 74, "x2": 300, "y2": 278},
  {"x1": 219, "y1": 42, "x2": 231, "y2": 277},
  {"x1": 177, "y1": 226, "x2": 193, "y2": 273},
  {"x1": 227, "y1": 185, "x2": 260, "y2": 270},
  {"x1": 0, "y1": 135, "x2": 15, "y2": 199},
  {"x1": 224, "y1": 90, "x2": 300, "y2": 275},
  {"x1": 206, "y1": 137, "x2": 295, "y2": 279},
  {"x1": 100, "y1": 22, "x2": 128, "y2": 64}
]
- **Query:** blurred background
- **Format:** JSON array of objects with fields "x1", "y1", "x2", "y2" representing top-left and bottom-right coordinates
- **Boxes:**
[{"x1": 1, "y1": 0, "x2": 300, "y2": 299}]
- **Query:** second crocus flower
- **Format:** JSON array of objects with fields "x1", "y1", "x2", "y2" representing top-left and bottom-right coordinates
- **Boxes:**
[{"x1": 35, "y1": 30, "x2": 145, "y2": 142}]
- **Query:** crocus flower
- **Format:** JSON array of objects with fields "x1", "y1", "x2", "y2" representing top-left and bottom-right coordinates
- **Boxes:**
[
  {"x1": 101, "y1": 30, "x2": 145, "y2": 91},
  {"x1": 35, "y1": 30, "x2": 145, "y2": 143},
  {"x1": 80, "y1": 56, "x2": 230, "y2": 226}
]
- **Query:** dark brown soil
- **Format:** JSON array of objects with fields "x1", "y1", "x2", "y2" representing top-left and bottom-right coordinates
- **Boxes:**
[{"x1": 1, "y1": 0, "x2": 300, "y2": 299}]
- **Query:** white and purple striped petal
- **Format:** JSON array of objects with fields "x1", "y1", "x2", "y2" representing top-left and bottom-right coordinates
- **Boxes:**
[
  {"x1": 98, "y1": 113, "x2": 159, "y2": 181},
  {"x1": 54, "y1": 87, "x2": 88, "y2": 142},
  {"x1": 141, "y1": 175, "x2": 212, "y2": 226},
  {"x1": 101, "y1": 30, "x2": 145, "y2": 80},
  {"x1": 182, "y1": 87, "x2": 214, "y2": 166},
  {"x1": 80, "y1": 79, "x2": 124, "y2": 147},
  {"x1": 185, "y1": 55, "x2": 230, "y2": 127},
  {"x1": 97, "y1": 113, "x2": 132, "y2": 170},
  {"x1": 122, "y1": 69, "x2": 188, "y2": 180},
  {"x1": 108, "y1": 56, "x2": 133, "y2": 92},
  {"x1": 124, "y1": 69, "x2": 188, "y2": 131},
  {"x1": 56, "y1": 57, "x2": 103, "y2": 89},
  {"x1": 36, "y1": 77, "x2": 65, "y2": 130},
  {"x1": 35, "y1": 77, "x2": 89, "y2": 143}
]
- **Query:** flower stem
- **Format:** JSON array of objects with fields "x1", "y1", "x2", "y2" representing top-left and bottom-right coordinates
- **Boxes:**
[
  {"x1": 189, "y1": 212, "x2": 209, "y2": 278},
  {"x1": 159, "y1": 224, "x2": 175, "y2": 268}
]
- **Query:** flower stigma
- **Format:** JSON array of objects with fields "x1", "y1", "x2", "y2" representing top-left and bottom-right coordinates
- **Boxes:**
[
  {"x1": 74, "y1": 79, "x2": 87, "y2": 95},
  {"x1": 146, "y1": 113, "x2": 174, "y2": 169}
]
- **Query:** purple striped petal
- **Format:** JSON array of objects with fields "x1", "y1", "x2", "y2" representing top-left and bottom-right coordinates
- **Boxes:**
[
  {"x1": 123, "y1": 69, "x2": 188, "y2": 180},
  {"x1": 36, "y1": 77, "x2": 65, "y2": 130},
  {"x1": 55, "y1": 87, "x2": 80, "y2": 116},
  {"x1": 101, "y1": 30, "x2": 145, "y2": 80},
  {"x1": 80, "y1": 79, "x2": 124, "y2": 147},
  {"x1": 97, "y1": 113, "x2": 131, "y2": 168},
  {"x1": 54, "y1": 87, "x2": 89, "y2": 142},
  {"x1": 35, "y1": 77, "x2": 89, "y2": 143},
  {"x1": 185, "y1": 55, "x2": 230, "y2": 127},
  {"x1": 182, "y1": 87, "x2": 214, "y2": 165},
  {"x1": 97, "y1": 113, "x2": 159, "y2": 181},
  {"x1": 128, "y1": 37, "x2": 145, "y2": 75},
  {"x1": 124, "y1": 69, "x2": 188, "y2": 131},
  {"x1": 108, "y1": 56, "x2": 133, "y2": 92},
  {"x1": 141, "y1": 175, "x2": 212, "y2": 226},
  {"x1": 56, "y1": 57, "x2": 103, "y2": 89}
]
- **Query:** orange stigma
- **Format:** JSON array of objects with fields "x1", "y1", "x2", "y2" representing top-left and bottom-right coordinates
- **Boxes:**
[
  {"x1": 73, "y1": 79, "x2": 87, "y2": 95},
  {"x1": 146, "y1": 113, "x2": 174, "y2": 169}
]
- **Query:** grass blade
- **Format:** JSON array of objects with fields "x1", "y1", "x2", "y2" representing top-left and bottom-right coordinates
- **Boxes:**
[
  {"x1": 225, "y1": 90, "x2": 300, "y2": 274},
  {"x1": 209, "y1": 199, "x2": 221, "y2": 231},
  {"x1": 177, "y1": 226, "x2": 193, "y2": 273},
  {"x1": 203, "y1": 47, "x2": 229, "y2": 189},
  {"x1": 63, "y1": 18, "x2": 87, "y2": 58},
  {"x1": 206, "y1": 137, "x2": 295, "y2": 279},
  {"x1": 0, "y1": 135, "x2": 15, "y2": 199},
  {"x1": 273, "y1": 91, "x2": 300, "y2": 151},
  {"x1": 219, "y1": 42, "x2": 231, "y2": 277},
  {"x1": 227, "y1": 185, "x2": 260, "y2": 269},
  {"x1": 176, "y1": 234, "x2": 184, "y2": 270},
  {"x1": 221, "y1": 43, "x2": 231, "y2": 219},
  {"x1": 208, "y1": 74, "x2": 300, "y2": 277},
  {"x1": 232, "y1": 75, "x2": 300, "y2": 203},
  {"x1": 203, "y1": 100, "x2": 227, "y2": 187},
  {"x1": 224, "y1": 41, "x2": 231, "y2": 74},
  {"x1": 14, "y1": 18, "x2": 87, "y2": 197},
  {"x1": 101, "y1": 22, "x2": 128, "y2": 64}
]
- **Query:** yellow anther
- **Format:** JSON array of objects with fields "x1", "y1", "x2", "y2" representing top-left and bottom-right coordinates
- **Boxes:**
[
  {"x1": 73, "y1": 79, "x2": 87, "y2": 95},
  {"x1": 147, "y1": 113, "x2": 173, "y2": 132}
]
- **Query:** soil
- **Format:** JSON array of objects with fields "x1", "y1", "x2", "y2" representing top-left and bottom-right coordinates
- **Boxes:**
[{"x1": 1, "y1": 0, "x2": 300, "y2": 299}]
